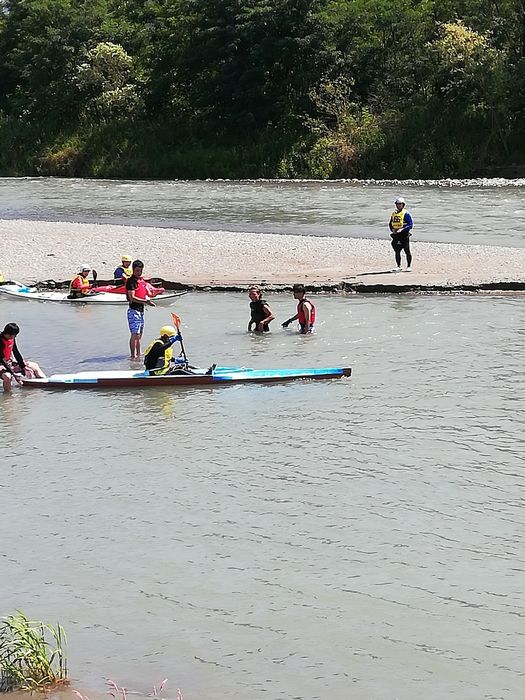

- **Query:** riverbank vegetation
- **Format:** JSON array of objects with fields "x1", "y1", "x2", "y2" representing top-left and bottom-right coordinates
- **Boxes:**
[
  {"x1": 1, "y1": 0, "x2": 524, "y2": 179},
  {"x1": 0, "y1": 612, "x2": 67, "y2": 692}
]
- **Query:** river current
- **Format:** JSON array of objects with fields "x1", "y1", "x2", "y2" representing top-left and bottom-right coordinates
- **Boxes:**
[{"x1": 0, "y1": 179, "x2": 524, "y2": 700}]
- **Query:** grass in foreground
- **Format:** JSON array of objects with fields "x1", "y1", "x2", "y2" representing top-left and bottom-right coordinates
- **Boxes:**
[{"x1": 0, "y1": 611, "x2": 67, "y2": 692}]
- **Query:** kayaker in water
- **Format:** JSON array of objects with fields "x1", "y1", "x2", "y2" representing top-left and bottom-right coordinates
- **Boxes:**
[
  {"x1": 144, "y1": 325, "x2": 183, "y2": 375},
  {"x1": 0, "y1": 322, "x2": 46, "y2": 391},
  {"x1": 389, "y1": 196, "x2": 413, "y2": 272},
  {"x1": 126, "y1": 259, "x2": 155, "y2": 359},
  {"x1": 248, "y1": 285, "x2": 275, "y2": 332},
  {"x1": 68, "y1": 264, "x2": 97, "y2": 299},
  {"x1": 282, "y1": 284, "x2": 316, "y2": 334},
  {"x1": 113, "y1": 254, "x2": 133, "y2": 285}
]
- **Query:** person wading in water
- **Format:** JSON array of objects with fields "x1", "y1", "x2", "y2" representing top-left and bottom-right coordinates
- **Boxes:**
[
  {"x1": 247, "y1": 286, "x2": 275, "y2": 332},
  {"x1": 282, "y1": 284, "x2": 316, "y2": 334}
]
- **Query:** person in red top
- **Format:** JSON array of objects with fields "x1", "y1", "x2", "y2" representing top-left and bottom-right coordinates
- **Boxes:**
[
  {"x1": 0, "y1": 322, "x2": 45, "y2": 391},
  {"x1": 125, "y1": 259, "x2": 156, "y2": 358},
  {"x1": 281, "y1": 284, "x2": 316, "y2": 334},
  {"x1": 68, "y1": 264, "x2": 97, "y2": 299}
]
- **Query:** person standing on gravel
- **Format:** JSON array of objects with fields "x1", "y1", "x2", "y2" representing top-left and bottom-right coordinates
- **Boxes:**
[{"x1": 389, "y1": 196, "x2": 413, "y2": 271}]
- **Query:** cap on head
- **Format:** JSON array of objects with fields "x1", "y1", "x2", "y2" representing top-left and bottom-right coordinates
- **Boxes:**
[
  {"x1": 80, "y1": 264, "x2": 91, "y2": 272},
  {"x1": 395, "y1": 196, "x2": 406, "y2": 205},
  {"x1": 292, "y1": 283, "x2": 305, "y2": 294},
  {"x1": 160, "y1": 325, "x2": 177, "y2": 337},
  {"x1": 121, "y1": 255, "x2": 132, "y2": 263}
]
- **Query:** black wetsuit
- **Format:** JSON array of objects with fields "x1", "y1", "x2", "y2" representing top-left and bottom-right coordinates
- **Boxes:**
[
  {"x1": 391, "y1": 232, "x2": 412, "y2": 267},
  {"x1": 249, "y1": 298, "x2": 271, "y2": 332}
]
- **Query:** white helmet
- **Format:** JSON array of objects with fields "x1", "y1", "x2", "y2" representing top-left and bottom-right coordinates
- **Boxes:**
[
  {"x1": 80, "y1": 264, "x2": 91, "y2": 271},
  {"x1": 395, "y1": 196, "x2": 406, "y2": 205}
]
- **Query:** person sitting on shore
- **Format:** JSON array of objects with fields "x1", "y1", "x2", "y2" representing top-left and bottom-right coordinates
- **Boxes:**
[
  {"x1": 282, "y1": 284, "x2": 316, "y2": 334},
  {"x1": 68, "y1": 264, "x2": 96, "y2": 299},
  {"x1": 248, "y1": 285, "x2": 275, "y2": 332},
  {"x1": 389, "y1": 196, "x2": 413, "y2": 272},
  {"x1": 114, "y1": 255, "x2": 133, "y2": 285},
  {"x1": 144, "y1": 325, "x2": 183, "y2": 375},
  {"x1": 0, "y1": 322, "x2": 46, "y2": 391}
]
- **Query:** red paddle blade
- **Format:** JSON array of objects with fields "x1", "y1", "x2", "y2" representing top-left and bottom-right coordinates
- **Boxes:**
[{"x1": 171, "y1": 312, "x2": 181, "y2": 328}]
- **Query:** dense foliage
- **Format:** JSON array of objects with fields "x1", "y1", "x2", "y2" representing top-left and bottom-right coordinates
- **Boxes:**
[{"x1": 1, "y1": 0, "x2": 524, "y2": 178}]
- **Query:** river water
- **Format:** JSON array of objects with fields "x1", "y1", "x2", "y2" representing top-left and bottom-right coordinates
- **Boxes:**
[
  {"x1": 1, "y1": 177, "x2": 525, "y2": 247},
  {"x1": 1, "y1": 288, "x2": 524, "y2": 700}
]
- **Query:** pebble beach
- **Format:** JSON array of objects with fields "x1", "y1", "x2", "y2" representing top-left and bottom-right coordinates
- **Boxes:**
[{"x1": 2, "y1": 218, "x2": 525, "y2": 291}]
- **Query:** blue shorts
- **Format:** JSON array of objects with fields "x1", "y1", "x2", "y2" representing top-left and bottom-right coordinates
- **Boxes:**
[{"x1": 127, "y1": 308, "x2": 144, "y2": 334}]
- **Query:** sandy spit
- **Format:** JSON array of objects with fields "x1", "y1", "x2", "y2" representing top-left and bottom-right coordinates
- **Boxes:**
[{"x1": 2, "y1": 219, "x2": 525, "y2": 290}]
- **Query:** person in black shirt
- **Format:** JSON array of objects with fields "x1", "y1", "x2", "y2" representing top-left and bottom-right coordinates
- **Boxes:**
[
  {"x1": 248, "y1": 285, "x2": 275, "y2": 332},
  {"x1": 125, "y1": 260, "x2": 155, "y2": 359}
]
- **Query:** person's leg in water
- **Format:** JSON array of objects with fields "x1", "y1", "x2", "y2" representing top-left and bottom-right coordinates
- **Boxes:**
[
  {"x1": 127, "y1": 309, "x2": 144, "y2": 358},
  {"x1": 1, "y1": 370, "x2": 13, "y2": 392}
]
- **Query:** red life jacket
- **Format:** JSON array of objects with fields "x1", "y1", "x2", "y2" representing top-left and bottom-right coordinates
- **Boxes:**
[
  {"x1": 133, "y1": 278, "x2": 150, "y2": 300},
  {"x1": 0, "y1": 335, "x2": 14, "y2": 362},
  {"x1": 297, "y1": 298, "x2": 316, "y2": 329}
]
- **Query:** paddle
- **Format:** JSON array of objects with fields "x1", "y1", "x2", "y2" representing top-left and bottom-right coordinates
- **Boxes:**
[{"x1": 171, "y1": 312, "x2": 188, "y2": 365}]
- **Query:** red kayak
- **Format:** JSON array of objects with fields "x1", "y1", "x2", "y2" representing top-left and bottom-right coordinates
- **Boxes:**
[{"x1": 94, "y1": 281, "x2": 166, "y2": 297}]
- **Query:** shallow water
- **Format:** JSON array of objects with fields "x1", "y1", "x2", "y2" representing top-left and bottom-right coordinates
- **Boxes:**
[
  {"x1": 1, "y1": 177, "x2": 525, "y2": 247},
  {"x1": 0, "y1": 293, "x2": 524, "y2": 700}
]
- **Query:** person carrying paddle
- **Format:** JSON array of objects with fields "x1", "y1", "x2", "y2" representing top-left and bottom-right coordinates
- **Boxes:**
[
  {"x1": 126, "y1": 259, "x2": 155, "y2": 359},
  {"x1": 0, "y1": 322, "x2": 46, "y2": 391},
  {"x1": 68, "y1": 264, "x2": 97, "y2": 299},
  {"x1": 143, "y1": 325, "x2": 184, "y2": 375},
  {"x1": 282, "y1": 284, "x2": 316, "y2": 334},
  {"x1": 114, "y1": 254, "x2": 133, "y2": 285},
  {"x1": 389, "y1": 196, "x2": 413, "y2": 272},
  {"x1": 248, "y1": 285, "x2": 275, "y2": 332}
]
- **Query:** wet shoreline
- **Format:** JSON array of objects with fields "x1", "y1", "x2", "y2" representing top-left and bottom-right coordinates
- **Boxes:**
[{"x1": 2, "y1": 218, "x2": 525, "y2": 295}]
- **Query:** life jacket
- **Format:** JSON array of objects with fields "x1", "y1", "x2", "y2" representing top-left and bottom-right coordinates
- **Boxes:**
[
  {"x1": 115, "y1": 265, "x2": 132, "y2": 280},
  {"x1": 143, "y1": 338, "x2": 173, "y2": 375},
  {"x1": 390, "y1": 208, "x2": 406, "y2": 232},
  {"x1": 132, "y1": 278, "x2": 151, "y2": 300},
  {"x1": 297, "y1": 298, "x2": 316, "y2": 331},
  {"x1": 69, "y1": 273, "x2": 90, "y2": 294},
  {"x1": 250, "y1": 298, "x2": 270, "y2": 324},
  {"x1": 0, "y1": 335, "x2": 14, "y2": 362}
]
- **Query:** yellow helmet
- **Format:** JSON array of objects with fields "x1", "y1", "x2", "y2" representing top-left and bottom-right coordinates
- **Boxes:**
[
  {"x1": 121, "y1": 255, "x2": 132, "y2": 262},
  {"x1": 160, "y1": 325, "x2": 177, "y2": 337}
]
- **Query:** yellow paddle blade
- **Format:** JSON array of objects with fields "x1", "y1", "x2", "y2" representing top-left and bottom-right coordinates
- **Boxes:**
[{"x1": 171, "y1": 312, "x2": 181, "y2": 328}]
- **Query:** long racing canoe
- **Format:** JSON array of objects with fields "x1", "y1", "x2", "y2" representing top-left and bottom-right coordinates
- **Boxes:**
[{"x1": 22, "y1": 366, "x2": 352, "y2": 389}]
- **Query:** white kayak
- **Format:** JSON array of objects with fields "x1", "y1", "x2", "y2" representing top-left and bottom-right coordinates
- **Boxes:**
[{"x1": 0, "y1": 283, "x2": 186, "y2": 305}]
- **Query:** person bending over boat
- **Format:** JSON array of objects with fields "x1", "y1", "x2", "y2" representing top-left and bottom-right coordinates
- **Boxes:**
[
  {"x1": 68, "y1": 264, "x2": 96, "y2": 299},
  {"x1": 248, "y1": 285, "x2": 275, "y2": 332},
  {"x1": 114, "y1": 254, "x2": 133, "y2": 285},
  {"x1": 0, "y1": 322, "x2": 45, "y2": 391},
  {"x1": 144, "y1": 326, "x2": 183, "y2": 375},
  {"x1": 126, "y1": 259, "x2": 155, "y2": 359},
  {"x1": 282, "y1": 284, "x2": 316, "y2": 334},
  {"x1": 389, "y1": 196, "x2": 413, "y2": 272}
]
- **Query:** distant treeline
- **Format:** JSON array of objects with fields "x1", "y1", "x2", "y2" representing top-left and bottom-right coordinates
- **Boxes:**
[{"x1": 1, "y1": 0, "x2": 525, "y2": 179}]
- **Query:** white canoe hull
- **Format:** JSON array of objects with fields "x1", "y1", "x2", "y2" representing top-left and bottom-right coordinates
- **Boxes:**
[{"x1": 0, "y1": 283, "x2": 186, "y2": 305}]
